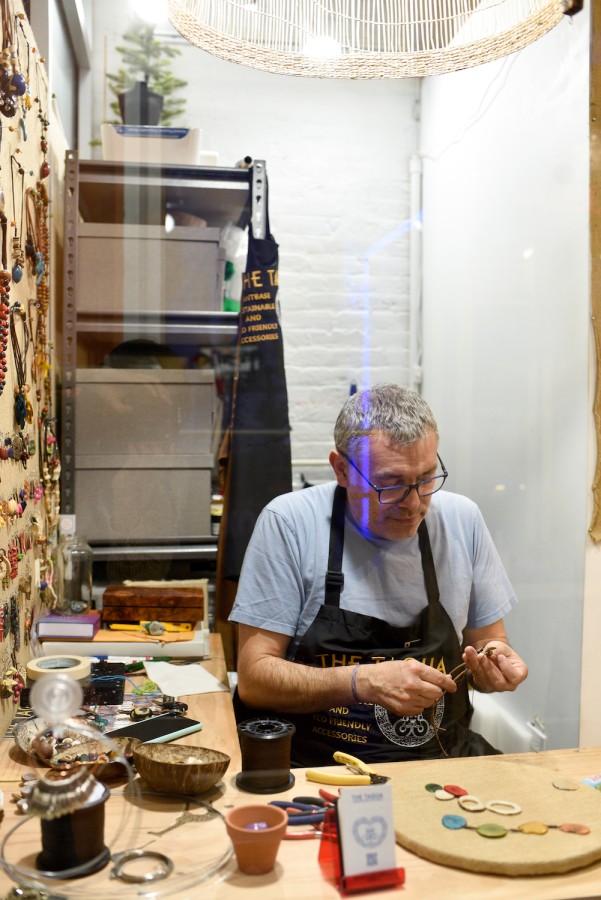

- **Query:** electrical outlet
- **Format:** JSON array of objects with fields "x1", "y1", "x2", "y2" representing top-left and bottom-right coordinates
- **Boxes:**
[{"x1": 527, "y1": 717, "x2": 547, "y2": 752}]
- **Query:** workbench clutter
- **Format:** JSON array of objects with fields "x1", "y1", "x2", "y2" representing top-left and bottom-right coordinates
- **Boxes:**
[
  {"x1": 35, "y1": 579, "x2": 211, "y2": 658},
  {"x1": 0, "y1": 0, "x2": 58, "y2": 744},
  {"x1": 2, "y1": 672, "x2": 235, "y2": 894}
]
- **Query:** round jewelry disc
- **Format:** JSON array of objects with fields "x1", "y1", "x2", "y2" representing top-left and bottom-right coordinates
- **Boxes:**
[
  {"x1": 458, "y1": 794, "x2": 485, "y2": 812},
  {"x1": 442, "y1": 815, "x2": 467, "y2": 830},
  {"x1": 559, "y1": 823, "x2": 591, "y2": 835},
  {"x1": 552, "y1": 779, "x2": 579, "y2": 791},
  {"x1": 476, "y1": 823, "x2": 508, "y2": 839},
  {"x1": 443, "y1": 784, "x2": 468, "y2": 797},
  {"x1": 517, "y1": 821, "x2": 549, "y2": 835}
]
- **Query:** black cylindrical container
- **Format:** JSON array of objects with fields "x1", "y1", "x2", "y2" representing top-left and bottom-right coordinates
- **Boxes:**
[
  {"x1": 34, "y1": 775, "x2": 110, "y2": 877},
  {"x1": 236, "y1": 718, "x2": 296, "y2": 794}
]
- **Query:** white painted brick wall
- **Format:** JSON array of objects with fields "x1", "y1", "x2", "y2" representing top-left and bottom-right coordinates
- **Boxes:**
[{"x1": 89, "y1": 2, "x2": 419, "y2": 478}]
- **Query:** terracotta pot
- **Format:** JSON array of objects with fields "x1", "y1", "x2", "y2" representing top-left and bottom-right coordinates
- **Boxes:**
[{"x1": 225, "y1": 804, "x2": 287, "y2": 875}]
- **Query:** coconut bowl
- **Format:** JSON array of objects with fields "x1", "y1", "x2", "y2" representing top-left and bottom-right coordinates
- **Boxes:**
[{"x1": 132, "y1": 742, "x2": 230, "y2": 796}]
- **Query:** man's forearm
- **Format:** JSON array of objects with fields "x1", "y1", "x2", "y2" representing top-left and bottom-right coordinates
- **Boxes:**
[{"x1": 237, "y1": 656, "x2": 356, "y2": 714}]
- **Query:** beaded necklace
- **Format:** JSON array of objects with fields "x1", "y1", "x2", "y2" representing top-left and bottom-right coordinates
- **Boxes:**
[
  {"x1": 25, "y1": 184, "x2": 50, "y2": 413},
  {"x1": 41, "y1": 417, "x2": 60, "y2": 534},
  {"x1": 9, "y1": 301, "x2": 31, "y2": 429},
  {"x1": 10, "y1": 154, "x2": 24, "y2": 283}
]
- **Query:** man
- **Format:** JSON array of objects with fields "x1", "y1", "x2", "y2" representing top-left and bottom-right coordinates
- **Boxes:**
[{"x1": 230, "y1": 383, "x2": 527, "y2": 765}]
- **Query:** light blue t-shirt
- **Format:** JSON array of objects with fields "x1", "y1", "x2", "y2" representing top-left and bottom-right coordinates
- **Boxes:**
[{"x1": 229, "y1": 482, "x2": 518, "y2": 656}]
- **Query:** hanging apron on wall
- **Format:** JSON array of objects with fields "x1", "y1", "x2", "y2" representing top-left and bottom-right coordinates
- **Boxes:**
[{"x1": 235, "y1": 486, "x2": 499, "y2": 766}]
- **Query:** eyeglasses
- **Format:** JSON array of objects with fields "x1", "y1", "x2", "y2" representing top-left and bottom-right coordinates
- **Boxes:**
[{"x1": 340, "y1": 451, "x2": 448, "y2": 505}]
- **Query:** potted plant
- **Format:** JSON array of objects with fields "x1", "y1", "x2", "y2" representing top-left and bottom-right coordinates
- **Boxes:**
[{"x1": 107, "y1": 18, "x2": 187, "y2": 126}]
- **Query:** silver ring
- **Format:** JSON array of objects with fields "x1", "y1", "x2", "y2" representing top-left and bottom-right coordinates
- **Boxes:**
[{"x1": 111, "y1": 849, "x2": 174, "y2": 883}]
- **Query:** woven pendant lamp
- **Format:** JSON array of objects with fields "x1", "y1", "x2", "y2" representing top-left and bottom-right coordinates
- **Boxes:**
[{"x1": 168, "y1": 0, "x2": 581, "y2": 80}]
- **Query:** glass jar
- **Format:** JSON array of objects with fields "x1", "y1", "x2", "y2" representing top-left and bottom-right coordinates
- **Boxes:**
[{"x1": 55, "y1": 535, "x2": 94, "y2": 615}]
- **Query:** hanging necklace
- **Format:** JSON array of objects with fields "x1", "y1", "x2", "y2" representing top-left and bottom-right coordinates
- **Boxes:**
[
  {"x1": 10, "y1": 154, "x2": 24, "y2": 283},
  {"x1": 33, "y1": 58, "x2": 49, "y2": 180},
  {"x1": 0, "y1": 0, "x2": 17, "y2": 120},
  {"x1": 0, "y1": 177, "x2": 10, "y2": 398},
  {"x1": 9, "y1": 301, "x2": 31, "y2": 429},
  {"x1": 41, "y1": 417, "x2": 60, "y2": 533},
  {"x1": 26, "y1": 184, "x2": 50, "y2": 414}
]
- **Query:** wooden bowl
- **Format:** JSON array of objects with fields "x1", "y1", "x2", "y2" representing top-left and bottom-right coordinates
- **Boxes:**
[{"x1": 132, "y1": 743, "x2": 230, "y2": 796}]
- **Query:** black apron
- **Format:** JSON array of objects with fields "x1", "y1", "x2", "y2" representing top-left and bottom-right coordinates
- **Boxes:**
[{"x1": 235, "y1": 486, "x2": 499, "y2": 766}]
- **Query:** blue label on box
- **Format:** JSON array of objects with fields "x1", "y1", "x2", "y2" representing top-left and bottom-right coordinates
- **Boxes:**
[{"x1": 113, "y1": 126, "x2": 190, "y2": 140}]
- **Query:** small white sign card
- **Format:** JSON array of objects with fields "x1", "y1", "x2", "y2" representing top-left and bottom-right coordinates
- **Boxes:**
[{"x1": 337, "y1": 783, "x2": 397, "y2": 880}]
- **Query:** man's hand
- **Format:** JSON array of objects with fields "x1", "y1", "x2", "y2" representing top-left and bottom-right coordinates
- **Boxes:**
[
  {"x1": 237, "y1": 624, "x2": 456, "y2": 716},
  {"x1": 462, "y1": 641, "x2": 528, "y2": 693},
  {"x1": 357, "y1": 659, "x2": 456, "y2": 717}
]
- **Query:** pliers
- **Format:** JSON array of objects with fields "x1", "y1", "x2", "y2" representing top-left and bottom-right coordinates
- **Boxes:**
[
  {"x1": 269, "y1": 799, "x2": 326, "y2": 839},
  {"x1": 306, "y1": 751, "x2": 390, "y2": 786}
]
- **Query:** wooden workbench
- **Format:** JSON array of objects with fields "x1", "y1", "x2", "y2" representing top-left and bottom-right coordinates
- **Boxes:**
[{"x1": 0, "y1": 641, "x2": 600, "y2": 898}]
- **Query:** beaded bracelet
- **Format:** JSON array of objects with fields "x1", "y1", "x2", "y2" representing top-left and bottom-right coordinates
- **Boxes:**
[{"x1": 351, "y1": 663, "x2": 361, "y2": 704}]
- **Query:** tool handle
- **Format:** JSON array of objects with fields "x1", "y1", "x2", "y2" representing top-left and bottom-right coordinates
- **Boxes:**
[
  {"x1": 306, "y1": 769, "x2": 370, "y2": 786},
  {"x1": 333, "y1": 750, "x2": 378, "y2": 776}
]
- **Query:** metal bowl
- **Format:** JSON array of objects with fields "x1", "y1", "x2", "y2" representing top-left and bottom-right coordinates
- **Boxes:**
[{"x1": 132, "y1": 742, "x2": 230, "y2": 796}]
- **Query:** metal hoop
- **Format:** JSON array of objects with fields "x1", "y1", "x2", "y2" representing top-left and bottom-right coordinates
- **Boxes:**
[{"x1": 111, "y1": 848, "x2": 174, "y2": 883}]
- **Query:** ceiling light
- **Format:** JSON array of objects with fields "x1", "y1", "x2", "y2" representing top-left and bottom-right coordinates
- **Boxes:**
[{"x1": 168, "y1": 0, "x2": 581, "y2": 79}]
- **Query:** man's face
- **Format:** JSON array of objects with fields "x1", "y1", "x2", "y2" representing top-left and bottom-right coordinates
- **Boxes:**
[{"x1": 330, "y1": 430, "x2": 440, "y2": 540}]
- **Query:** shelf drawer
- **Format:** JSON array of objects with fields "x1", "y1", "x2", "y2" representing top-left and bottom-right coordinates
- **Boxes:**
[
  {"x1": 75, "y1": 466, "x2": 212, "y2": 542},
  {"x1": 77, "y1": 224, "x2": 225, "y2": 314},
  {"x1": 75, "y1": 368, "x2": 216, "y2": 460}
]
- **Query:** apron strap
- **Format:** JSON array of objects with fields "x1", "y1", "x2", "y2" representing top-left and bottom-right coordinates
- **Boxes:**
[
  {"x1": 417, "y1": 518, "x2": 440, "y2": 605},
  {"x1": 324, "y1": 485, "x2": 346, "y2": 605}
]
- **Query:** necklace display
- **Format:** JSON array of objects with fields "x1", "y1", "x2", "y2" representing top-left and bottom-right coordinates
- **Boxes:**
[
  {"x1": 10, "y1": 153, "x2": 24, "y2": 282},
  {"x1": 41, "y1": 417, "x2": 60, "y2": 534},
  {"x1": 25, "y1": 184, "x2": 50, "y2": 412},
  {"x1": 33, "y1": 57, "x2": 49, "y2": 180},
  {"x1": 9, "y1": 300, "x2": 31, "y2": 428},
  {"x1": 0, "y1": 0, "x2": 18, "y2": 120},
  {"x1": 0, "y1": 2, "x2": 54, "y2": 747}
]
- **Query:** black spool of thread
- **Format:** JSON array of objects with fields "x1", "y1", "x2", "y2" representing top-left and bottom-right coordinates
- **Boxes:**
[
  {"x1": 236, "y1": 718, "x2": 296, "y2": 794},
  {"x1": 36, "y1": 783, "x2": 111, "y2": 876}
]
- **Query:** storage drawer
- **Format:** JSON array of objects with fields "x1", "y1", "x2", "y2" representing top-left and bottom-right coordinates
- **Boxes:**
[
  {"x1": 75, "y1": 368, "x2": 216, "y2": 460},
  {"x1": 75, "y1": 466, "x2": 212, "y2": 542},
  {"x1": 77, "y1": 223, "x2": 225, "y2": 314}
]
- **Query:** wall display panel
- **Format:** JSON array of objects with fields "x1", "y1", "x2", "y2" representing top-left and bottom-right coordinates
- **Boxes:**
[{"x1": 0, "y1": 0, "x2": 59, "y2": 739}]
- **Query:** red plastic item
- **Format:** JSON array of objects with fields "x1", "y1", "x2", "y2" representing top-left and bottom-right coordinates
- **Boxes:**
[{"x1": 318, "y1": 807, "x2": 405, "y2": 895}]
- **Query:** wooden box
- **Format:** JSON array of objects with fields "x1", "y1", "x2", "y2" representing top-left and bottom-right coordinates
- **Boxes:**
[{"x1": 102, "y1": 583, "x2": 207, "y2": 624}]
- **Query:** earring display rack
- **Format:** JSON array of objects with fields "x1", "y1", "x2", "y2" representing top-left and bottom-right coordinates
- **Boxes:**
[{"x1": 0, "y1": 0, "x2": 58, "y2": 741}]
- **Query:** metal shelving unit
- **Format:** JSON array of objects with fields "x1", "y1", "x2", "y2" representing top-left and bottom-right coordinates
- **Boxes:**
[{"x1": 60, "y1": 151, "x2": 263, "y2": 562}]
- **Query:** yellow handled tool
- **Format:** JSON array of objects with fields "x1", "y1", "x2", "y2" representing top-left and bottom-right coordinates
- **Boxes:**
[
  {"x1": 306, "y1": 751, "x2": 389, "y2": 786},
  {"x1": 108, "y1": 621, "x2": 193, "y2": 634}
]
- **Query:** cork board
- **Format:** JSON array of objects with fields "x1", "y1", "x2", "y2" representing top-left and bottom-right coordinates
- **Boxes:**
[
  {"x1": 0, "y1": 0, "x2": 60, "y2": 742},
  {"x1": 393, "y1": 757, "x2": 601, "y2": 876}
]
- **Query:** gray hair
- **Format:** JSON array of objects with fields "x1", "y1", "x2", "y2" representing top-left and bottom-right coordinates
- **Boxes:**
[{"x1": 334, "y1": 384, "x2": 438, "y2": 454}]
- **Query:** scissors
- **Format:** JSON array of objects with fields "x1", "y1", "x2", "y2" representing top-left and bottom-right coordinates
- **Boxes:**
[{"x1": 306, "y1": 751, "x2": 390, "y2": 786}]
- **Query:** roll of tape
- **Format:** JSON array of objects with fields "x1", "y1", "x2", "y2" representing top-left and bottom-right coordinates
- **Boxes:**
[{"x1": 26, "y1": 655, "x2": 91, "y2": 682}]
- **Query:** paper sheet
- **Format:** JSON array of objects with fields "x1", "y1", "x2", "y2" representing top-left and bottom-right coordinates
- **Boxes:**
[{"x1": 144, "y1": 661, "x2": 229, "y2": 698}]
